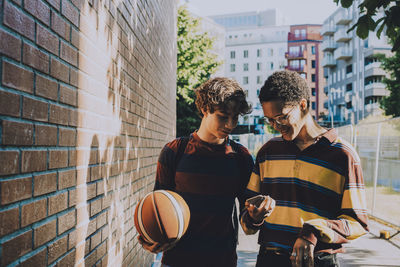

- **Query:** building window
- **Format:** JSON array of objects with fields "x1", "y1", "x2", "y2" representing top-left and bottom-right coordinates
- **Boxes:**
[
  {"x1": 257, "y1": 62, "x2": 262, "y2": 70},
  {"x1": 301, "y1": 29, "x2": 306, "y2": 37},
  {"x1": 230, "y1": 51, "x2": 236, "y2": 59},
  {"x1": 311, "y1": 46, "x2": 315, "y2": 55},
  {"x1": 300, "y1": 73, "x2": 306, "y2": 79},
  {"x1": 346, "y1": 83, "x2": 352, "y2": 91},
  {"x1": 244, "y1": 50, "x2": 248, "y2": 58},
  {"x1": 312, "y1": 88, "x2": 316, "y2": 96},
  {"x1": 268, "y1": 48, "x2": 274, "y2": 56},
  {"x1": 312, "y1": 102, "x2": 316, "y2": 110},
  {"x1": 346, "y1": 64, "x2": 353, "y2": 74},
  {"x1": 311, "y1": 74, "x2": 316, "y2": 82},
  {"x1": 244, "y1": 90, "x2": 249, "y2": 97},
  {"x1": 270, "y1": 62, "x2": 274, "y2": 70},
  {"x1": 257, "y1": 76, "x2": 262, "y2": 84},
  {"x1": 230, "y1": 64, "x2": 235, "y2": 72},
  {"x1": 243, "y1": 63, "x2": 249, "y2": 71},
  {"x1": 257, "y1": 89, "x2": 260, "y2": 96},
  {"x1": 257, "y1": 49, "x2": 262, "y2": 57},
  {"x1": 243, "y1": 76, "x2": 248, "y2": 84},
  {"x1": 311, "y1": 60, "x2": 316, "y2": 68}
]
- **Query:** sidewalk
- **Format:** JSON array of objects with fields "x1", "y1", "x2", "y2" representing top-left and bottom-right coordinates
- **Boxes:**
[{"x1": 237, "y1": 220, "x2": 400, "y2": 267}]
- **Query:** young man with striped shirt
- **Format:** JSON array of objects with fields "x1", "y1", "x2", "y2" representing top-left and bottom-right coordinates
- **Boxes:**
[
  {"x1": 241, "y1": 70, "x2": 369, "y2": 267},
  {"x1": 139, "y1": 77, "x2": 256, "y2": 266}
]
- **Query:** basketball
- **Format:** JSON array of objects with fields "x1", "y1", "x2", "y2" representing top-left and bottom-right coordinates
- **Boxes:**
[{"x1": 134, "y1": 190, "x2": 190, "y2": 245}]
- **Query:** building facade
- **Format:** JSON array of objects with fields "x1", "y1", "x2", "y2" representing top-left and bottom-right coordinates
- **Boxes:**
[
  {"x1": 286, "y1": 25, "x2": 327, "y2": 120},
  {"x1": 210, "y1": 10, "x2": 289, "y2": 129},
  {"x1": 322, "y1": 3, "x2": 392, "y2": 125}
]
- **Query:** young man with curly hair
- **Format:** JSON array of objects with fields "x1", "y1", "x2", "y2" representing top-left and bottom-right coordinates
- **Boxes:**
[
  {"x1": 139, "y1": 77, "x2": 265, "y2": 267},
  {"x1": 241, "y1": 70, "x2": 369, "y2": 267}
]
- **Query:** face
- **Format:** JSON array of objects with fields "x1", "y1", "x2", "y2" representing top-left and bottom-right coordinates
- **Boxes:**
[
  {"x1": 261, "y1": 100, "x2": 306, "y2": 141},
  {"x1": 201, "y1": 109, "x2": 239, "y2": 140}
]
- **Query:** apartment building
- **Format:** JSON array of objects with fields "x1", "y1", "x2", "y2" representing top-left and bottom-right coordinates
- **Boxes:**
[
  {"x1": 286, "y1": 25, "x2": 327, "y2": 120},
  {"x1": 322, "y1": 3, "x2": 392, "y2": 125},
  {"x1": 210, "y1": 10, "x2": 289, "y2": 127}
]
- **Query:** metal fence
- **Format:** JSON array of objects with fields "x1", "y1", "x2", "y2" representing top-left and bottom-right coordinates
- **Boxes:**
[{"x1": 232, "y1": 117, "x2": 400, "y2": 227}]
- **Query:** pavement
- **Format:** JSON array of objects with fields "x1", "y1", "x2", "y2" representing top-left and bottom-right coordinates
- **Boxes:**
[{"x1": 237, "y1": 219, "x2": 400, "y2": 267}]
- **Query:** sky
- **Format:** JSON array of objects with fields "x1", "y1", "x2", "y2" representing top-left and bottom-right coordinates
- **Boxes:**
[{"x1": 183, "y1": 0, "x2": 340, "y2": 25}]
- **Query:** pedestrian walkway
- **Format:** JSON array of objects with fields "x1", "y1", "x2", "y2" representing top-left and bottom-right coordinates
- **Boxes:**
[{"x1": 237, "y1": 219, "x2": 400, "y2": 267}]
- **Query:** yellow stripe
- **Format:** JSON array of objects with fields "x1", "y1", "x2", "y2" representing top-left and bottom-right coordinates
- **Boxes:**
[
  {"x1": 247, "y1": 172, "x2": 261, "y2": 193},
  {"x1": 341, "y1": 188, "x2": 367, "y2": 210},
  {"x1": 260, "y1": 160, "x2": 345, "y2": 194},
  {"x1": 265, "y1": 206, "x2": 328, "y2": 228}
]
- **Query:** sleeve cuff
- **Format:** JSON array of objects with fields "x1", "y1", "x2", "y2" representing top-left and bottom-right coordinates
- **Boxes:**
[{"x1": 299, "y1": 223, "x2": 319, "y2": 246}]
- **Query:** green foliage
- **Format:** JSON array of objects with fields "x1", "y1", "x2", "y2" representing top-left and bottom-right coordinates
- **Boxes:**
[
  {"x1": 377, "y1": 51, "x2": 400, "y2": 117},
  {"x1": 176, "y1": 5, "x2": 222, "y2": 137},
  {"x1": 335, "y1": 0, "x2": 400, "y2": 52}
]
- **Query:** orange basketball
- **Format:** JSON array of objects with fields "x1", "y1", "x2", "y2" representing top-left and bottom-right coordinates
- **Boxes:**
[{"x1": 134, "y1": 190, "x2": 190, "y2": 245}]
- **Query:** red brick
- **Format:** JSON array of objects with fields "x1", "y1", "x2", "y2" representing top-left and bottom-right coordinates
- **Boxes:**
[
  {"x1": 68, "y1": 188, "x2": 76, "y2": 207},
  {"x1": 0, "y1": 150, "x2": 19, "y2": 175},
  {"x1": 21, "y1": 150, "x2": 47, "y2": 173},
  {"x1": 24, "y1": 0, "x2": 50, "y2": 25},
  {"x1": 3, "y1": 0, "x2": 35, "y2": 40},
  {"x1": 60, "y1": 41, "x2": 78, "y2": 67},
  {"x1": 0, "y1": 177, "x2": 32, "y2": 204},
  {"x1": 33, "y1": 219, "x2": 56, "y2": 247},
  {"x1": 51, "y1": 10, "x2": 70, "y2": 40},
  {"x1": 36, "y1": 74, "x2": 59, "y2": 100},
  {"x1": 0, "y1": 90, "x2": 20, "y2": 117},
  {"x1": 35, "y1": 124, "x2": 57, "y2": 146},
  {"x1": 1, "y1": 230, "x2": 32, "y2": 266},
  {"x1": 58, "y1": 209, "x2": 76, "y2": 234},
  {"x1": 90, "y1": 231, "x2": 101, "y2": 250},
  {"x1": 60, "y1": 84, "x2": 77, "y2": 106},
  {"x1": 19, "y1": 248, "x2": 47, "y2": 267},
  {"x1": 61, "y1": 0, "x2": 79, "y2": 27},
  {"x1": 68, "y1": 230, "x2": 77, "y2": 249},
  {"x1": 90, "y1": 198, "x2": 102, "y2": 217},
  {"x1": 0, "y1": 28, "x2": 21, "y2": 61},
  {"x1": 49, "y1": 104, "x2": 69, "y2": 125},
  {"x1": 58, "y1": 169, "x2": 76, "y2": 189},
  {"x1": 56, "y1": 249, "x2": 75, "y2": 267},
  {"x1": 46, "y1": 0, "x2": 60, "y2": 10},
  {"x1": 71, "y1": 27, "x2": 79, "y2": 48},
  {"x1": 37, "y1": 23, "x2": 59, "y2": 55},
  {"x1": 22, "y1": 96, "x2": 48, "y2": 122},
  {"x1": 87, "y1": 183, "x2": 96, "y2": 200},
  {"x1": 50, "y1": 57, "x2": 69, "y2": 83},
  {"x1": 21, "y1": 198, "x2": 47, "y2": 226},
  {"x1": 2, "y1": 61, "x2": 34, "y2": 93},
  {"x1": 69, "y1": 108, "x2": 78, "y2": 127},
  {"x1": 2, "y1": 120, "x2": 33, "y2": 145},
  {"x1": 0, "y1": 207, "x2": 19, "y2": 237},
  {"x1": 48, "y1": 235, "x2": 68, "y2": 263},
  {"x1": 69, "y1": 67, "x2": 78, "y2": 87},
  {"x1": 69, "y1": 149, "x2": 76, "y2": 167},
  {"x1": 23, "y1": 43, "x2": 50, "y2": 73},
  {"x1": 33, "y1": 172, "x2": 57, "y2": 196},
  {"x1": 49, "y1": 150, "x2": 68, "y2": 169},
  {"x1": 59, "y1": 127, "x2": 76, "y2": 146},
  {"x1": 48, "y1": 191, "x2": 68, "y2": 215}
]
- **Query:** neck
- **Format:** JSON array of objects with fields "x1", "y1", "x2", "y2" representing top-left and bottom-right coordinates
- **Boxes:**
[
  {"x1": 295, "y1": 114, "x2": 326, "y2": 145},
  {"x1": 197, "y1": 122, "x2": 225, "y2": 145}
]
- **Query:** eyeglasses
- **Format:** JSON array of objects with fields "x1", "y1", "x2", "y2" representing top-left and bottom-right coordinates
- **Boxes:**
[{"x1": 263, "y1": 106, "x2": 296, "y2": 126}]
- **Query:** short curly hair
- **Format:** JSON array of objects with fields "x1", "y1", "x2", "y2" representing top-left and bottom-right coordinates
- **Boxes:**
[
  {"x1": 259, "y1": 70, "x2": 310, "y2": 107},
  {"x1": 195, "y1": 77, "x2": 252, "y2": 117}
]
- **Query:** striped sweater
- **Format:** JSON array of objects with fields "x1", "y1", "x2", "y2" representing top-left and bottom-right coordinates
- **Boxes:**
[
  {"x1": 155, "y1": 132, "x2": 254, "y2": 267},
  {"x1": 241, "y1": 128, "x2": 369, "y2": 253}
]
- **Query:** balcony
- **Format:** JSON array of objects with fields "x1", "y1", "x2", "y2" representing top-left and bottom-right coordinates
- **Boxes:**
[
  {"x1": 288, "y1": 32, "x2": 322, "y2": 41},
  {"x1": 334, "y1": 47, "x2": 352, "y2": 61},
  {"x1": 285, "y1": 50, "x2": 307, "y2": 59},
  {"x1": 364, "y1": 62, "x2": 386, "y2": 77},
  {"x1": 336, "y1": 10, "x2": 352, "y2": 25},
  {"x1": 285, "y1": 65, "x2": 306, "y2": 72},
  {"x1": 364, "y1": 83, "x2": 388, "y2": 98},
  {"x1": 322, "y1": 56, "x2": 336, "y2": 67},
  {"x1": 321, "y1": 40, "x2": 337, "y2": 51},
  {"x1": 321, "y1": 24, "x2": 336, "y2": 36},
  {"x1": 335, "y1": 28, "x2": 352, "y2": 42}
]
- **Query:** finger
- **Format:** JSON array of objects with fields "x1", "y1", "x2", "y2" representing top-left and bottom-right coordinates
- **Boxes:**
[
  {"x1": 296, "y1": 247, "x2": 303, "y2": 267},
  {"x1": 258, "y1": 196, "x2": 269, "y2": 209},
  {"x1": 269, "y1": 198, "x2": 276, "y2": 211}
]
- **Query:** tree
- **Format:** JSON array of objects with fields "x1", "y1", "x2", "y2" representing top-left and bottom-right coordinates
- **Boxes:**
[
  {"x1": 334, "y1": 0, "x2": 400, "y2": 52},
  {"x1": 176, "y1": 5, "x2": 221, "y2": 137}
]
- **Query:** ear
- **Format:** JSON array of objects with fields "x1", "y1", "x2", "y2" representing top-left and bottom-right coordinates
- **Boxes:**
[
  {"x1": 299, "y1": 99, "x2": 308, "y2": 111},
  {"x1": 201, "y1": 108, "x2": 208, "y2": 117}
]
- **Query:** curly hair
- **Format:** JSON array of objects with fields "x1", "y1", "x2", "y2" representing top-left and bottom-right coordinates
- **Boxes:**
[
  {"x1": 195, "y1": 77, "x2": 252, "y2": 117},
  {"x1": 259, "y1": 70, "x2": 310, "y2": 107}
]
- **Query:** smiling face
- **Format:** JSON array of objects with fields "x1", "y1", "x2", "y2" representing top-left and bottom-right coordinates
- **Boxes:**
[{"x1": 262, "y1": 100, "x2": 307, "y2": 141}]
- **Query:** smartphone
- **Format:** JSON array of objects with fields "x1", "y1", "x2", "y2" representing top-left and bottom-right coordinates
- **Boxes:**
[{"x1": 246, "y1": 195, "x2": 266, "y2": 208}]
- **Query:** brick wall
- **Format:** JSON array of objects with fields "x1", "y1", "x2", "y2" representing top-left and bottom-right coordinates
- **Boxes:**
[{"x1": 0, "y1": 0, "x2": 177, "y2": 266}]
